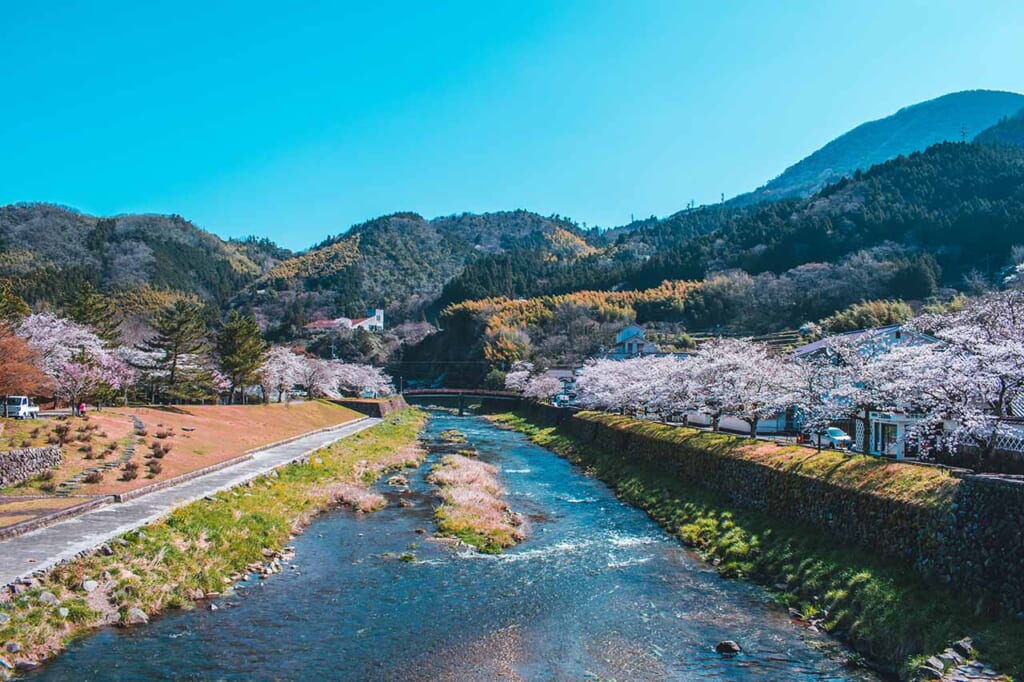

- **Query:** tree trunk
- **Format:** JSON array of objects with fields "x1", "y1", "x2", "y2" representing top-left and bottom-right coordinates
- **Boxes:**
[
  {"x1": 859, "y1": 407, "x2": 871, "y2": 454},
  {"x1": 749, "y1": 417, "x2": 759, "y2": 439}
]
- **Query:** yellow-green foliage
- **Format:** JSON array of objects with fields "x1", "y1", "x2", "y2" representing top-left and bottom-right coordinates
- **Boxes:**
[
  {"x1": 822, "y1": 299, "x2": 914, "y2": 333},
  {"x1": 258, "y1": 234, "x2": 361, "y2": 287},
  {"x1": 493, "y1": 412, "x2": 1024, "y2": 679},
  {"x1": 0, "y1": 409, "x2": 426, "y2": 663},
  {"x1": 442, "y1": 280, "x2": 696, "y2": 364}
]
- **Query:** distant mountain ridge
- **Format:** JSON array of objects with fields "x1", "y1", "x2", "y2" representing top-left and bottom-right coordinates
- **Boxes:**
[
  {"x1": 236, "y1": 210, "x2": 600, "y2": 336},
  {"x1": 0, "y1": 203, "x2": 289, "y2": 308},
  {"x1": 4, "y1": 89, "x2": 1024, "y2": 336},
  {"x1": 730, "y1": 89, "x2": 1024, "y2": 206}
]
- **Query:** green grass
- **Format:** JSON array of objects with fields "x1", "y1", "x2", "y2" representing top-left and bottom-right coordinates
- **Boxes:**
[
  {"x1": 575, "y1": 411, "x2": 957, "y2": 507},
  {"x1": 0, "y1": 409, "x2": 427, "y2": 664},
  {"x1": 492, "y1": 412, "x2": 1024, "y2": 680}
]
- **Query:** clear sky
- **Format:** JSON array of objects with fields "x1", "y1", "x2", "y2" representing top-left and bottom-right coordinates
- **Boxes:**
[{"x1": 2, "y1": 1, "x2": 1023, "y2": 250}]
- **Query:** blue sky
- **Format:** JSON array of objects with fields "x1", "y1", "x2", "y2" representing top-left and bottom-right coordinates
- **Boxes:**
[{"x1": 2, "y1": 1, "x2": 1023, "y2": 250}]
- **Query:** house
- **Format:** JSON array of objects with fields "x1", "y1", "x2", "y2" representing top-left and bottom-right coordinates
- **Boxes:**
[
  {"x1": 792, "y1": 324, "x2": 937, "y2": 360},
  {"x1": 793, "y1": 324, "x2": 940, "y2": 459},
  {"x1": 303, "y1": 309, "x2": 384, "y2": 335},
  {"x1": 609, "y1": 324, "x2": 657, "y2": 360}
]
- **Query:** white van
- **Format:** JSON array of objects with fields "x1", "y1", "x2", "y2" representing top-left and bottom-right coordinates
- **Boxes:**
[{"x1": 5, "y1": 396, "x2": 40, "y2": 419}]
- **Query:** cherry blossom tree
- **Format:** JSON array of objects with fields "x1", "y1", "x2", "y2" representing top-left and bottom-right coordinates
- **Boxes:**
[
  {"x1": 261, "y1": 347, "x2": 306, "y2": 403},
  {"x1": 18, "y1": 314, "x2": 115, "y2": 409},
  {"x1": 504, "y1": 362, "x2": 535, "y2": 393},
  {"x1": 522, "y1": 374, "x2": 564, "y2": 401}
]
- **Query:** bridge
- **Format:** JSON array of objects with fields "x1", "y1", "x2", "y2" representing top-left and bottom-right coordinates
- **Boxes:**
[{"x1": 402, "y1": 388, "x2": 521, "y2": 415}]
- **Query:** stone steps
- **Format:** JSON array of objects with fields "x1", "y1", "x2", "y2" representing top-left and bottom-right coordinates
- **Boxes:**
[{"x1": 53, "y1": 418, "x2": 145, "y2": 497}]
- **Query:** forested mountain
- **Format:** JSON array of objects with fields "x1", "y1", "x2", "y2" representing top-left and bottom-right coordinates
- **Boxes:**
[
  {"x1": 633, "y1": 142, "x2": 1024, "y2": 290},
  {"x1": 975, "y1": 108, "x2": 1024, "y2": 147},
  {"x1": 5, "y1": 92, "x2": 1024, "y2": 348},
  {"x1": 730, "y1": 89, "x2": 1024, "y2": 206},
  {"x1": 238, "y1": 210, "x2": 600, "y2": 336},
  {"x1": 0, "y1": 203, "x2": 288, "y2": 308}
]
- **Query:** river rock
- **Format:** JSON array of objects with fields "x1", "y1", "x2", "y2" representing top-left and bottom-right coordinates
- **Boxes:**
[
  {"x1": 913, "y1": 663, "x2": 943, "y2": 680},
  {"x1": 952, "y1": 637, "x2": 975, "y2": 658},
  {"x1": 82, "y1": 579, "x2": 99, "y2": 593},
  {"x1": 3, "y1": 644, "x2": 18, "y2": 655},
  {"x1": 0, "y1": 614, "x2": 9, "y2": 626},
  {"x1": 14, "y1": 660, "x2": 39, "y2": 672},
  {"x1": 38, "y1": 591, "x2": 58, "y2": 606},
  {"x1": 715, "y1": 640, "x2": 741, "y2": 655},
  {"x1": 124, "y1": 608, "x2": 149, "y2": 625},
  {"x1": 58, "y1": 607, "x2": 69, "y2": 619}
]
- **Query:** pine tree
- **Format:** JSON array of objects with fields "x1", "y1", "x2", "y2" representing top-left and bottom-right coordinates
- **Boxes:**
[
  {"x1": 64, "y1": 282, "x2": 120, "y2": 342},
  {"x1": 0, "y1": 282, "x2": 30, "y2": 322},
  {"x1": 215, "y1": 311, "x2": 266, "y2": 403},
  {"x1": 134, "y1": 299, "x2": 212, "y2": 403}
]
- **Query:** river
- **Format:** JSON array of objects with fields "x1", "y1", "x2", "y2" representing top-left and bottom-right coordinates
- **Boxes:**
[{"x1": 30, "y1": 414, "x2": 876, "y2": 681}]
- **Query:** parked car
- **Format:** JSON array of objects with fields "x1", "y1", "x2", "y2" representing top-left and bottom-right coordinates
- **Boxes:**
[
  {"x1": 823, "y1": 427, "x2": 853, "y2": 449},
  {"x1": 4, "y1": 395, "x2": 40, "y2": 419}
]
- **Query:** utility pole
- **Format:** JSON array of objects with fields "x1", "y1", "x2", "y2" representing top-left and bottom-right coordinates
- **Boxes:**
[{"x1": 961, "y1": 125, "x2": 967, "y2": 143}]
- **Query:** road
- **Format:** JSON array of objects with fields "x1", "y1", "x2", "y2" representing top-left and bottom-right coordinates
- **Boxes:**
[{"x1": 0, "y1": 416, "x2": 381, "y2": 587}]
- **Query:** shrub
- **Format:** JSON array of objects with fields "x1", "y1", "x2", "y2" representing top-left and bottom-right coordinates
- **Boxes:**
[
  {"x1": 155, "y1": 430, "x2": 171, "y2": 439},
  {"x1": 40, "y1": 481, "x2": 56, "y2": 492},
  {"x1": 136, "y1": 428, "x2": 148, "y2": 437},
  {"x1": 20, "y1": 439, "x2": 31, "y2": 448},
  {"x1": 84, "y1": 471, "x2": 103, "y2": 484},
  {"x1": 46, "y1": 435, "x2": 60, "y2": 445},
  {"x1": 147, "y1": 460, "x2": 163, "y2": 476},
  {"x1": 79, "y1": 444, "x2": 94, "y2": 456},
  {"x1": 121, "y1": 462, "x2": 139, "y2": 481},
  {"x1": 38, "y1": 470, "x2": 54, "y2": 481}
]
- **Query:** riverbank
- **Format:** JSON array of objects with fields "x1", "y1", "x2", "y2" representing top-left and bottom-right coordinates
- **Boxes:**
[
  {"x1": 491, "y1": 411, "x2": 1024, "y2": 680},
  {"x1": 0, "y1": 409, "x2": 426, "y2": 676}
]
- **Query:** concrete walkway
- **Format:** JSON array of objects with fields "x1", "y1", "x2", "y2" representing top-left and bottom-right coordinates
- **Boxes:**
[{"x1": 0, "y1": 417, "x2": 381, "y2": 587}]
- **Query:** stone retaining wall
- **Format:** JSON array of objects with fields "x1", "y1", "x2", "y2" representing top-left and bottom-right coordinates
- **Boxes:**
[
  {"x1": 0, "y1": 446, "x2": 62, "y2": 486},
  {"x1": 520, "y1": 403, "x2": 1024, "y2": 618},
  {"x1": 331, "y1": 397, "x2": 407, "y2": 418}
]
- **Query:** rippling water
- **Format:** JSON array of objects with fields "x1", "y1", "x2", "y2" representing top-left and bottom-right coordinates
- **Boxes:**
[{"x1": 31, "y1": 414, "x2": 876, "y2": 681}]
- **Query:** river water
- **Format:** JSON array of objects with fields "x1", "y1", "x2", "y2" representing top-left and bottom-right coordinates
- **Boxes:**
[{"x1": 31, "y1": 414, "x2": 876, "y2": 681}]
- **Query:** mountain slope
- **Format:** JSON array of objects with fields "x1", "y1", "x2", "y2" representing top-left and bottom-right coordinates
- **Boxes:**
[
  {"x1": 731, "y1": 89, "x2": 1024, "y2": 206},
  {"x1": 239, "y1": 210, "x2": 599, "y2": 333},
  {"x1": 634, "y1": 141, "x2": 1024, "y2": 290},
  {"x1": 0, "y1": 203, "x2": 288, "y2": 306},
  {"x1": 975, "y1": 108, "x2": 1024, "y2": 147}
]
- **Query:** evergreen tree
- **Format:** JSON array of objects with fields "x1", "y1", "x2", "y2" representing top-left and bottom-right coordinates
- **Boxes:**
[
  {"x1": 64, "y1": 282, "x2": 121, "y2": 342},
  {"x1": 0, "y1": 282, "x2": 30, "y2": 322},
  {"x1": 215, "y1": 311, "x2": 266, "y2": 403},
  {"x1": 134, "y1": 299, "x2": 212, "y2": 403}
]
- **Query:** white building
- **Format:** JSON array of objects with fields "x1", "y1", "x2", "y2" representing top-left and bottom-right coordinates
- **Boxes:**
[{"x1": 303, "y1": 309, "x2": 384, "y2": 335}]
